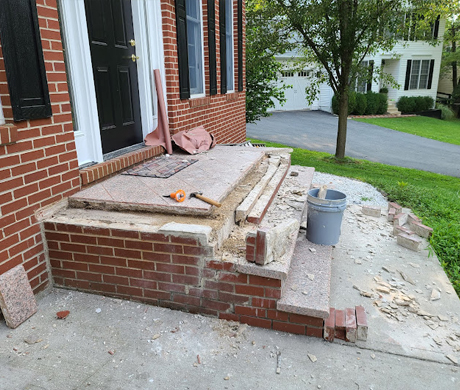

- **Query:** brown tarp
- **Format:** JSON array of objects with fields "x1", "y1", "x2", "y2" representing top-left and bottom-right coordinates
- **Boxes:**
[{"x1": 171, "y1": 125, "x2": 216, "y2": 154}]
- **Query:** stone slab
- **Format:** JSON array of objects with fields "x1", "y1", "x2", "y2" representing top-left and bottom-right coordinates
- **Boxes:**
[
  {"x1": 69, "y1": 146, "x2": 265, "y2": 216},
  {"x1": 247, "y1": 156, "x2": 290, "y2": 224},
  {"x1": 276, "y1": 235, "x2": 332, "y2": 319},
  {"x1": 0, "y1": 265, "x2": 37, "y2": 329},
  {"x1": 158, "y1": 222, "x2": 212, "y2": 246},
  {"x1": 235, "y1": 156, "x2": 280, "y2": 224}
]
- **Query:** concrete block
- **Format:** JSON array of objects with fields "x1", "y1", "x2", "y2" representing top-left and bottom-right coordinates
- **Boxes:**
[
  {"x1": 159, "y1": 222, "x2": 212, "y2": 246},
  {"x1": 345, "y1": 307, "x2": 357, "y2": 343},
  {"x1": 409, "y1": 221, "x2": 433, "y2": 238},
  {"x1": 397, "y1": 233, "x2": 423, "y2": 252},
  {"x1": 324, "y1": 307, "x2": 335, "y2": 342},
  {"x1": 362, "y1": 205, "x2": 381, "y2": 218},
  {"x1": 393, "y1": 213, "x2": 408, "y2": 227},
  {"x1": 387, "y1": 208, "x2": 396, "y2": 222},
  {"x1": 0, "y1": 265, "x2": 37, "y2": 329},
  {"x1": 388, "y1": 202, "x2": 402, "y2": 214},
  {"x1": 355, "y1": 306, "x2": 368, "y2": 341},
  {"x1": 255, "y1": 219, "x2": 300, "y2": 266}
]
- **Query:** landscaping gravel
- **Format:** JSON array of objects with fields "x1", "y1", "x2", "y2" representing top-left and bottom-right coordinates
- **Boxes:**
[{"x1": 311, "y1": 171, "x2": 388, "y2": 207}]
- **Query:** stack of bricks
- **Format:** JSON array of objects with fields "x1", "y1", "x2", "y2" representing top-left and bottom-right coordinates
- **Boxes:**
[
  {"x1": 387, "y1": 202, "x2": 433, "y2": 251},
  {"x1": 324, "y1": 306, "x2": 368, "y2": 343},
  {"x1": 45, "y1": 221, "x2": 325, "y2": 338}
]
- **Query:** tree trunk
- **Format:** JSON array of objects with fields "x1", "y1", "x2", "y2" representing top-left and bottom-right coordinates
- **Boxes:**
[
  {"x1": 453, "y1": 38, "x2": 458, "y2": 90},
  {"x1": 335, "y1": 91, "x2": 348, "y2": 159}
]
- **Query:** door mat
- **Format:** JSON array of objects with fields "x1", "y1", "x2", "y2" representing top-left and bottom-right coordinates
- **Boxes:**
[{"x1": 122, "y1": 156, "x2": 198, "y2": 178}]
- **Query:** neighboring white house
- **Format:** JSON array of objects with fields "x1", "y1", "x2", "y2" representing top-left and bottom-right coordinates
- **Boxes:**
[{"x1": 271, "y1": 19, "x2": 446, "y2": 113}]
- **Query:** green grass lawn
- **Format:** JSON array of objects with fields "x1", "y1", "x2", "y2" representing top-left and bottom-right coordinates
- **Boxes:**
[
  {"x1": 354, "y1": 116, "x2": 460, "y2": 145},
  {"x1": 249, "y1": 138, "x2": 460, "y2": 296}
]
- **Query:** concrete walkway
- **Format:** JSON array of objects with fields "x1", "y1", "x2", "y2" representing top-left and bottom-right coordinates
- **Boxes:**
[{"x1": 246, "y1": 111, "x2": 460, "y2": 178}]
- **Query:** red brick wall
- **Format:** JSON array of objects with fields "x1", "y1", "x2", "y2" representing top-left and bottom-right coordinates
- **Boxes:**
[
  {"x1": 161, "y1": 0, "x2": 246, "y2": 144},
  {"x1": 45, "y1": 222, "x2": 324, "y2": 337},
  {"x1": 0, "y1": 0, "x2": 81, "y2": 292}
]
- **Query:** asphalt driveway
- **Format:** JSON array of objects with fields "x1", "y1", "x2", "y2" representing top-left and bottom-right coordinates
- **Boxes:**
[{"x1": 246, "y1": 110, "x2": 460, "y2": 177}]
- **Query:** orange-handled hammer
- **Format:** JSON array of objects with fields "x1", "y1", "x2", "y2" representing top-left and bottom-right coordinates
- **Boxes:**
[{"x1": 190, "y1": 192, "x2": 221, "y2": 207}]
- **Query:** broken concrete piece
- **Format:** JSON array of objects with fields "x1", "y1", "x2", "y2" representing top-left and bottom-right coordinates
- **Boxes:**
[
  {"x1": 446, "y1": 354, "x2": 458, "y2": 365},
  {"x1": 398, "y1": 270, "x2": 415, "y2": 285},
  {"x1": 308, "y1": 353, "x2": 317, "y2": 362},
  {"x1": 317, "y1": 185, "x2": 328, "y2": 199},
  {"x1": 0, "y1": 265, "x2": 37, "y2": 329},
  {"x1": 407, "y1": 213, "x2": 421, "y2": 224},
  {"x1": 397, "y1": 233, "x2": 422, "y2": 252},
  {"x1": 362, "y1": 205, "x2": 381, "y2": 217},
  {"x1": 376, "y1": 286, "x2": 390, "y2": 294},
  {"x1": 430, "y1": 289, "x2": 441, "y2": 301},
  {"x1": 393, "y1": 225, "x2": 414, "y2": 236},
  {"x1": 255, "y1": 219, "x2": 300, "y2": 265}
]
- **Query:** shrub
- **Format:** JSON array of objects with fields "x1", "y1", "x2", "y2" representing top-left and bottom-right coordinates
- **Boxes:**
[
  {"x1": 332, "y1": 91, "x2": 356, "y2": 115},
  {"x1": 376, "y1": 93, "x2": 388, "y2": 114},
  {"x1": 354, "y1": 93, "x2": 367, "y2": 115},
  {"x1": 397, "y1": 95, "x2": 435, "y2": 113},
  {"x1": 397, "y1": 96, "x2": 416, "y2": 113},
  {"x1": 365, "y1": 91, "x2": 379, "y2": 114},
  {"x1": 436, "y1": 103, "x2": 455, "y2": 120},
  {"x1": 379, "y1": 87, "x2": 389, "y2": 94},
  {"x1": 453, "y1": 84, "x2": 460, "y2": 103}
]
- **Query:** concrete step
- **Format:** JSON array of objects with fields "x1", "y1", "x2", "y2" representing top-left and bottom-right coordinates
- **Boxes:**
[
  {"x1": 277, "y1": 235, "x2": 332, "y2": 319},
  {"x1": 246, "y1": 156, "x2": 291, "y2": 224}
]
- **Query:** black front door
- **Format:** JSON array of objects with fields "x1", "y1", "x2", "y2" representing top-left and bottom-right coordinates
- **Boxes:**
[{"x1": 84, "y1": 0, "x2": 142, "y2": 154}]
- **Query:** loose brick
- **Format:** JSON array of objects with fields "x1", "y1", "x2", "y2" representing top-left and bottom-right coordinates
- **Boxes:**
[
  {"x1": 397, "y1": 233, "x2": 423, "y2": 252},
  {"x1": 362, "y1": 205, "x2": 381, "y2": 217},
  {"x1": 324, "y1": 307, "x2": 335, "y2": 342},
  {"x1": 409, "y1": 221, "x2": 433, "y2": 238},
  {"x1": 335, "y1": 309, "x2": 346, "y2": 340},
  {"x1": 388, "y1": 202, "x2": 402, "y2": 214},
  {"x1": 393, "y1": 213, "x2": 408, "y2": 227},
  {"x1": 355, "y1": 306, "x2": 368, "y2": 341},
  {"x1": 345, "y1": 307, "x2": 357, "y2": 343}
]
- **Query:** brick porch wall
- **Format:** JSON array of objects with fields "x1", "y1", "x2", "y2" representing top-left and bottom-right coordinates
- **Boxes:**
[
  {"x1": 161, "y1": 0, "x2": 246, "y2": 144},
  {"x1": 44, "y1": 222, "x2": 324, "y2": 337},
  {"x1": 0, "y1": 0, "x2": 80, "y2": 293}
]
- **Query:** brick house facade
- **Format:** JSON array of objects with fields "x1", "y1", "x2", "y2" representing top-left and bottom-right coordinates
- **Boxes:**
[{"x1": 0, "y1": 0, "x2": 246, "y2": 294}]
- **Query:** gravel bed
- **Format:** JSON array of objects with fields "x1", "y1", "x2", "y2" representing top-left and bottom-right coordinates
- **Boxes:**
[{"x1": 311, "y1": 171, "x2": 388, "y2": 208}]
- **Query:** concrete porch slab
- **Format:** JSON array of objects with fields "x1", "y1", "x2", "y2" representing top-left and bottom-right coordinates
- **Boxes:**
[{"x1": 69, "y1": 146, "x2": 266, "y2": 216}]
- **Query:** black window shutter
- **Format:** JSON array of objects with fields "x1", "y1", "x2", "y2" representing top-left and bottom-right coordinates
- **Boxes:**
[
  {"x1": 427, "y1": 59, "x2": 435, "y2": 89},
  {"x1": 404, "y1": 60, "x2": 412, "y2": 90},
  {"x1": 175, "y1": 0, "x2": 190, "y2": 100},
  {"x1": 219, "y1": 0, "x2": 227, "y2": 94},
  {"x1": 0, "y1": 0, "x2": 52, "y2": 122},
  {"x1": 237, "y1": 0, "x2": 243, "y2": 92},
  {"x1": 433, "y1": 16, "x2": 440, "y2": 39},
  {"x1": 367, "y1": 61, "x2": 374, "y2": 92},
  {"x1": 208, "y1": 0, "x2": 217, "y2": 95}
]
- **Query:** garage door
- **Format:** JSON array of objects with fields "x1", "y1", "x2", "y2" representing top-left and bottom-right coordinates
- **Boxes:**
[{"x1": 271, "y1": 69, "x2": 319, "y2": 111}]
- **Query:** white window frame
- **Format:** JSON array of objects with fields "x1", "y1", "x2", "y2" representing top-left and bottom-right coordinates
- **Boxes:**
[
  {"x1": 186, "y1": 0, "x2": 206, "y2": 98},
  {"x1": 59, "y1": 0, "x2": 166, "y2": 166},
  {"x1": 409, "y1": 59, "x2": 430, "y2": 90},
  {"x1": 225, "y1": 0, "x2": 234, "y2": 92},
  {"x1": 0, "y1": 97, "x2": 5, "y2": 125},
  {"x1": 355, "y1": 60, "x2": 369, "y2": 93}
]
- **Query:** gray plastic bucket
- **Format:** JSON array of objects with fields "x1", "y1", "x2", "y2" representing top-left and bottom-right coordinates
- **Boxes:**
[{"x1": 306, "y1": 189, "x2": 347, "y2": 245}]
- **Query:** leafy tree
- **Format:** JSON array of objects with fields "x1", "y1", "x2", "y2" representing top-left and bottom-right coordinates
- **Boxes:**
[
  {"x1": 265, "y1": 0, "x2": 448, "y2": 159},
  {"x1": 245, "y1": 0, "x2": 294, "y2": 123}
]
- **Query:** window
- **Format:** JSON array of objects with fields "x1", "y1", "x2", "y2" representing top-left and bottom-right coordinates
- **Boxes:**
[
  {"x1": 354, "y1": 61, "x2": 373, "y2": 93},
  {"x1": 281, "y1": 70, "x2": 294, "y2": 77},
  {"x1": 409, "y1": 59, "x2": 430, "y2": 89},
  {"x1": 298, "y1": 70, "x2": 310, "y2": 77},
  {"x1": 186, "y1": 0, "x2": 204, "y2": 95},
  {"x1": 225, "y1": 0, "x2": 234, "y2": 91}
]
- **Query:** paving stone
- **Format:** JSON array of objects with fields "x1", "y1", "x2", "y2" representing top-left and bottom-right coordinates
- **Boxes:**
[
  {"x1": 362, "y1": 205, "x2": 381, "y2": 217},
  {"x1": 0, "y1": 265, "x2": 37, "y2": 329}
]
